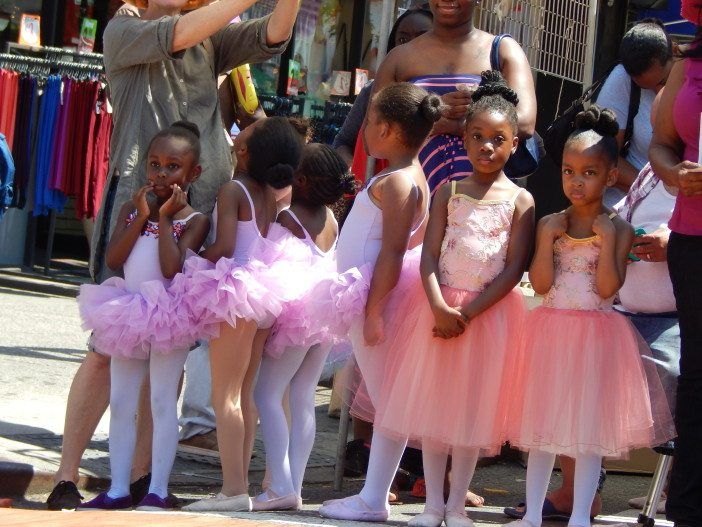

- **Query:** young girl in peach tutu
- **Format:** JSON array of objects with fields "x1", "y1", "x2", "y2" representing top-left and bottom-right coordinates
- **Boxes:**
[
  {"x1": 365, "y1": 71, "x2": 535, "y2": 527},
  {"x1": 507, "y1": 106, "x2": 675, "y2": 527}
]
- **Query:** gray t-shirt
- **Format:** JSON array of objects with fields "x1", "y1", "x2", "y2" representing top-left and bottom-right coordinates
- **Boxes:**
[
  {"x1": 596, "y1": 64, "x2": 655, "y2": 172},
  {"x1": 91, "y1": 6, "x2": 288, "y2": 280}
]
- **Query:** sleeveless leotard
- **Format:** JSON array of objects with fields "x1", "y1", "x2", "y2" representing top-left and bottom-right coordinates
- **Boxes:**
[
  {"x1": 336, "y1": 169, "x2": 428, "y2": 272},
  {"x1": 123, "y1": 210, "x2": 200, "y2": 293},
  {"x1": 211, "y1": 179, "x2": 265, "y2": 264}
]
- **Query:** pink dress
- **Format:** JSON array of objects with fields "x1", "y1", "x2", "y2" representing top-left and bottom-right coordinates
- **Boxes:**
[
  {"x1": 77, "y1": 211, "x2": 201, "y2": 359},
  {"x1": 316, "y1": 169, "x2": 427, "y2": 421},
  {"x1": 509, "y1": 234, "x2": 676, "y2": 458},
  {"x1": 371, "y1": 185, "x2": 527, "y2": 454}
]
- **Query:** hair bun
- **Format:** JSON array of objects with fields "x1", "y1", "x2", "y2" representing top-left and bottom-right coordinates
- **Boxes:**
[
  {"x1": 574, "y1": 105, "x2": 619, "y2": 137},
  {"x1": 287, "y1": 116, "x2": 312, "y2": 141},
  {"x1": 171, "y1": 120, "x2": 201, "y2": 139},
  {"x1": 265, "y1": 163, "x2": 295, "y2": 190},
  {"x1": 420, "y1": 93, "x2": 443, "y2": 124},
  {"x1": 472, "y1": 70, "x2": 519, "y2": 106}
]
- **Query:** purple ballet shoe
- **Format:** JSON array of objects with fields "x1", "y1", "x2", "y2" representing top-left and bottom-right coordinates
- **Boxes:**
[
  {"x1": 135, "y1": 492, "x2": 178, "y2": 511},
  {"x1": 77, "y1": 491, "x2": 132, "y2": 510}
]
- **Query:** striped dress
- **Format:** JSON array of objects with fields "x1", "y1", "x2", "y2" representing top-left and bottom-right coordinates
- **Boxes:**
[{"x1": 412, "y1": 74, "x2": 481, "y2": 193}]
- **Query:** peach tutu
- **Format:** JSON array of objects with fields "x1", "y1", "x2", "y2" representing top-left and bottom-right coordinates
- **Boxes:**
[
  {"x1": 371, "y1": 284, "x2": 527, "y2": 455},
  {"x1": 508, "y1": 306, "x2": 676, "y2": 459}
]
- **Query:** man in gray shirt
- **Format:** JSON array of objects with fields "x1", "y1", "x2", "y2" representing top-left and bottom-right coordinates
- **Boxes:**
[{"x1": 47, "y1": 0, "x2": 299, "y2": 511}]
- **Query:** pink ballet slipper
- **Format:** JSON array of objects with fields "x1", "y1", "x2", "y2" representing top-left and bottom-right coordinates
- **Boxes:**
[
  {"x1": 408, "y1": 507, "x2": 445, "y2": 527},
  {"x1": 444, "y1": 511, "x2": 475, "y2": 527},
  {"x1": 251, "y1": 490, "x2": 300, "y2": 511},
  {"x1": 318, "y1": 495, "x2": 388, "y2": 522}
]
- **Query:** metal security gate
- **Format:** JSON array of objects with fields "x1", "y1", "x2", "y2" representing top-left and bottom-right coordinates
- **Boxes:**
[{"x1": 474, "y1": 0, "x2": 598, "y2": 87}]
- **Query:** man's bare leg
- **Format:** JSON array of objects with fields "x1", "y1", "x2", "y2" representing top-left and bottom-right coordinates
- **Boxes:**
[{"x1": 53, "y1": 351, "x2": 110, "y2": 484}]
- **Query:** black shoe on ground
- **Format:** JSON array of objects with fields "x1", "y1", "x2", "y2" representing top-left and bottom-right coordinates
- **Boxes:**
[
  {"x1": 129, "y1": 473, "x2": 152, "y2": 504},
  {"x1": 46, "y1": 480, "x2": 83, "y2": 510}
]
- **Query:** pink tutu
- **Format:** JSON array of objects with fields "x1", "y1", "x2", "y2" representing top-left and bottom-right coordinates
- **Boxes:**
[
  {"x1": 371, "y1": 284, "x2": 527, "y2": 454},
  {"x1": 78, "y1": 277, "x2": 191, "y2": 359},
  {"x1": 172, "y1": 253, "x2": 285, "y2": 342},
  {"x1": 263, "y1": 233, "x2": 340, "y2": 358},
  {"x1": 330, "y1": 246, "x2": 422, "y2": 422},
  {"x1": 508, "y1": 307, "x2": 676, "y2": 459}
]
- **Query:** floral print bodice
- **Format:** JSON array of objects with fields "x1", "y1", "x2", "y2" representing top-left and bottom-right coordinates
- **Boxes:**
[
  {"x1": 438, "y1": 188, "x2": 520, "y2": 292},
  {"x1": 543, "y1": 235, "x2": 615, "y2": 311},
  {"x1": 126, "y1": 210, "x2": 186, "y2": 240}
]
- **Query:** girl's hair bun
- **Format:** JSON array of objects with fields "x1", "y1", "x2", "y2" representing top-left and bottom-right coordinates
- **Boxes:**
[
  {"x1": 573, "y1": 105, "x2": 619, "y2": 138},
  {"x1": 265, "y1": 162, "x2": 296, "y2": 190},
  {"x1": 420, "y1": 93, "x2": 443, "y2": 124},
  {"x1": 171, "y1": 120, "x2": 201, "y2": 139},
  {"x1": 287, "y1": 116, "x2": 312, "y2": 142},
  {"x1": 472, "y1": 70, "x2": 519, "y2": 106}
]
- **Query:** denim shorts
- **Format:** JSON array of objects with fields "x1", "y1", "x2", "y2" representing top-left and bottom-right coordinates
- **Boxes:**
[{"x1": 625, "y1": 311, "x2": 680, "y2": 413}]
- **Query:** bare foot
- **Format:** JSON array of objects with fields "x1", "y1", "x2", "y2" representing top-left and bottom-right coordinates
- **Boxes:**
[{"x1": 465, "y1": 490, "x2": 485, "y2": 507}]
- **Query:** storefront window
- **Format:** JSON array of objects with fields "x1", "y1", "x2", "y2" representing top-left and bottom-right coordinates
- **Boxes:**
[{"x1": 0, "y1": 0, "x2": 41, "y2": 48}]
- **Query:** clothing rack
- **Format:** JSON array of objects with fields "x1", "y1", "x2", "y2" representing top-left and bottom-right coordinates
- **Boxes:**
[
  {"x1": 6, "y1": 42, "x2": 104, "y2": 64},
  {"x1": 0, "y1": 53, "x2": 104, "y2": 74},
  {"x1": 1, "y1": 49, "x2": 106, "y2": 276}
]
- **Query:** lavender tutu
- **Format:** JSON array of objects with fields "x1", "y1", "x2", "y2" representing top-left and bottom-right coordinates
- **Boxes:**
[{"x1": 78, "y1": 277, "x2": 190, "y2": 359}]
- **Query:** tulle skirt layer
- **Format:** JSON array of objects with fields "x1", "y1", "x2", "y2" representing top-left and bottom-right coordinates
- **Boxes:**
[
  {"x1": 371, "y1": 285, "x2": 527, "y2": 455},
  {"x1": 78, "y1": 277, "x2": 191, "y2": 359},
  {"x1": 507, "y1": 307, "x2": 676, "y2": 459}
]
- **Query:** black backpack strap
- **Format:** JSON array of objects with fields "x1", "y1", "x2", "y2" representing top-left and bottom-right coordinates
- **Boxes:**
[
  {"x1": 621, "y1": 80, "x2": 641, "y2": 158},
  {"x1": 490, "y1": 34, "x2": 512, "y2": 71}
]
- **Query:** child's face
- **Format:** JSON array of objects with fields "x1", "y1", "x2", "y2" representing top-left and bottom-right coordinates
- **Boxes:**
[
  {"x1": 463, "y1": 110, "x2": 517, "y2": 175},
  {"x1": 362, "y1": 105, "x2": 390, "y2": 159},
  {"x1": 233, "y1": 118, "x2": 264, "y2": 170},
  {"x1": 147, "y1": 135, "x2": 200, "y2": 200},
  {"x1": 561, "y1": 141, "x2": 617, "y2": 205}
]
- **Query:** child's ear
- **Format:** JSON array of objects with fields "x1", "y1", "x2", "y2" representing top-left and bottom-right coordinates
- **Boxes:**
[
  {"x1": 189, "y1": 165, "x2": 202, "y2": 182},
  {"x1": 511, "y1": 135, "x2": 520, "y2": 155},
  {"x1": 605, "y1": 165, "x2": 618, "y2": 188}
]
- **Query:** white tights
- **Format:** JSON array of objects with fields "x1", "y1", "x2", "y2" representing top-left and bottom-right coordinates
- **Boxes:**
[
  {"x1": 358, "y1": 431, "x2": 408, "y2": 510},
  {"x1": 254, "y1": 343, "x2": 331, "y2": 497},
  {"x1": 523, "y1": 449, "x2": 602, "y2": 527},
  {"x1": 422, "y1": 444, "x2": 479, "y2": 515},
  {"x1": 108, "y1": 349, "x2": 189, "y2": 499}
]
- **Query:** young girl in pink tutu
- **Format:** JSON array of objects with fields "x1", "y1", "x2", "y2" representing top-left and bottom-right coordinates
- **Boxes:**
[
  {"x1": 507, "y1": 106, "x2": 675, "y2": 527},
  {"x1": 319, "y1": 83, "x2": 440, "y2": 522},
  {"x1": 252, "y1": 144, "x2": 356, "y2": 511},
  {"x1": 369, "y1": 71, "x2": 534, "y2": 527},
  {"x1": 77, "y1": 121, "x2": 210, "y2": 510},
  {"x1": 182, "y1": 117, "x2": 304, "y2": 512}
]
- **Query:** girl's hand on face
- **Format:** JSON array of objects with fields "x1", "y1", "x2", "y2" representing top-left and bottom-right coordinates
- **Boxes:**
[
  {"x1": 363, "y1": 315, "x2": 385, "y2": 347},
  {"x1": 159, "y1": 184, "x2": 188, "y2": 220},
  {"x1": 673, "y1": 160, "x2": 702, "y2": 197},
  {"x1": 542, "y1": 212, "x2": 568, "y2": 241},
  {"x1": 133, "y1": 184, "x2": 153, "y2": 219},
  {"x1": 631, "y1": 227, "x2": 670, "y2": 263},
  {"x1": 431, "y1": 304, "x2": 466, "y2": 339},
  {"x1": 592, "y1": 213, "x2": 616, "y2": 242}
]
